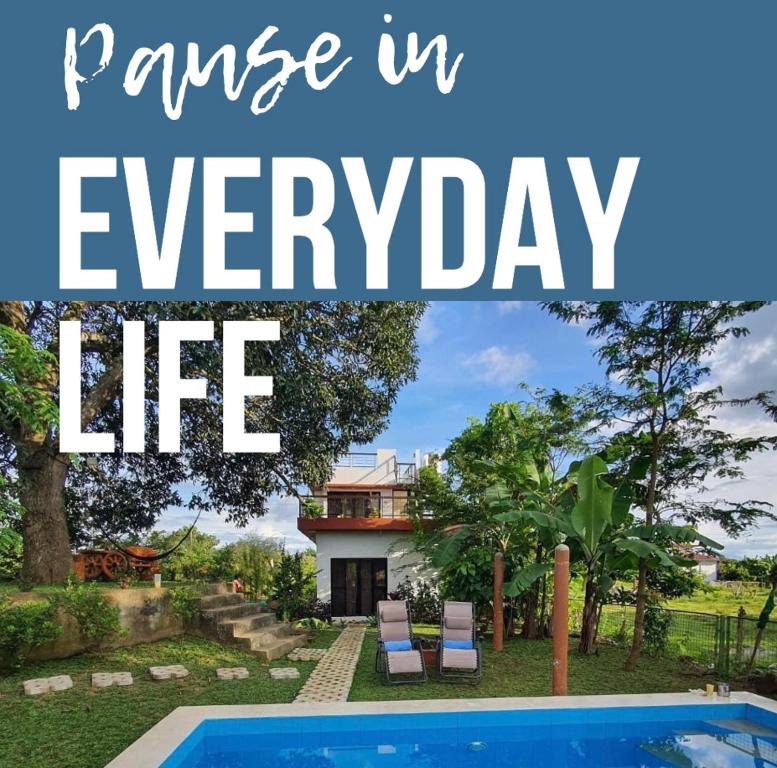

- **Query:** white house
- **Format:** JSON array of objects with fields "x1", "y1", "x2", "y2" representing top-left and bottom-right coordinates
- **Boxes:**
[
  {"x1": 297, "y1": 449, "x2": 434, "y2": 619},
  {"x1": 690, "y1": 552, "x2": 720, "y2": 584}
]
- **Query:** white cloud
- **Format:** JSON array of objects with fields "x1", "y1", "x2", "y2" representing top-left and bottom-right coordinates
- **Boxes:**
[
  {"x1": 416, "y1": 302, "x2": 442, "y2": 344},
  {"x1": 496, "y1": 301, "x2": 523, "y2": 315},
  {"x1": 685, "y1": 303, "x2": 777, "y2": 558},
  {"x1": 155, "y1": 494, "x2": 311, "y2": 551},
  {"x1": 462, "y1": 345, "x2": 535, "y2": 386}
]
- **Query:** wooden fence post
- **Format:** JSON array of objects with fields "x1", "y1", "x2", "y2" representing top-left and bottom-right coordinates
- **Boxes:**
[
  {"x1": 493, "y1": 551, "x2": 504, "y2": 652},
  {"x1": 552, "y1": 544, "x2": 569, "y2": 696}
]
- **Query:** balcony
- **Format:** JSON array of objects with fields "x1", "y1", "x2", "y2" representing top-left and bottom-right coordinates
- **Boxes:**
[
  {"x1": 329, "y1": 452, "x2": 417, "y2": 486},
  {"x1": 297, "y1": 491, "x2": 432, "y2": 540},
  {"x1": 299, "y1": 493, "x2": 414, "y2": 520}
]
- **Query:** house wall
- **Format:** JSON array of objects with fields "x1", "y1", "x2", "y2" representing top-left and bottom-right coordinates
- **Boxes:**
[
  {"x1": 314, "y1": 530, "x2": 431, "y2": 613},
  {"x1": 696, "y1": 561, "x2": 718, "y2": 583},
  {"x1": 326, "y1": 449, "x2": 401, "y2": 487}
]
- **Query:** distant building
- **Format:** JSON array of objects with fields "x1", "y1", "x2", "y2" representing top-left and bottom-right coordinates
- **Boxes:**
[
  {"x1": 689, "y1": 552, "x2": 720, "y2": 583},
  {"x1": 297, "y1": 449, "x2": 435, "y2": 619}
]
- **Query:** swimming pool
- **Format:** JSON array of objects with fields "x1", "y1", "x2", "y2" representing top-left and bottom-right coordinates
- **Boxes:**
[{"x1": 107, "y1": 693, "x2": 777, "y2": 768}]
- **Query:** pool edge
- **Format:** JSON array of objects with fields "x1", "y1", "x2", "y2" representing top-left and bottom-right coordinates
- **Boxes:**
[{"x1": 104, "y1": 691, "x2": 777, "y2": 768}]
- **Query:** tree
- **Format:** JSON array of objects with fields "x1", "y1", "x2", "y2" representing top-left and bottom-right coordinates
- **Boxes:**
[
  {"x1": 490, "y1": 453, "x2": 721, "y2": 653},
  {"x1": 272, "y1": 549, "x2": 316, "y2": 621},
  {"x1": 411, "y1": 392, "x2": 593, "y2": 636},
  {"x1": 233, "y1": 534, "x2": 283, "y2": 599},
  {"x1": 544, "y1": 301, "x2": 776, "y2": 670},
  {"x1": 146, "y1": 527, "x2": 221, "y2": 582},
  {"x1": 0, "y1": 301, "x2": 425, "y2": 584}
]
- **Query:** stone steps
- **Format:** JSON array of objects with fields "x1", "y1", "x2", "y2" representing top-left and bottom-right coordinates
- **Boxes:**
[
  {"x1": 197, "y1": 593, "x2": 306, "y2": 661},
  {"x1": 199, "y1": 592, "x2": 244, "y2": 610}
]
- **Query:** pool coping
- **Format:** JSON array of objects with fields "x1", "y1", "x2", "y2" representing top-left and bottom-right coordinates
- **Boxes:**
[{"x1": 105, "y1": 690, "x2": 777, "y2": 767}]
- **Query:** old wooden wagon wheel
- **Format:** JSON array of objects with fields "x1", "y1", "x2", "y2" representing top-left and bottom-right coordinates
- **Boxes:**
[
  {"x1": 82, "y1": 552, "x2": 104, "y2": 581},
  {"x1": 101, "y1": 551, "x2": 127, "y2": 581}
]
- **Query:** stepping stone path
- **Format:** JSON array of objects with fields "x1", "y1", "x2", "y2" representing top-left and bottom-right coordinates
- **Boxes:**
[
  {"x1": 287, "y1": 647, "x2": 327, "y2": 662},
  {"x1": 216, "y1": 667, "x2": 250, "y2": 680},
  {"x1": 92, "y1": 672, "x2": 134, "y2": 688},
  {"x1": 294, "y1": 624, "x2": 366, "y2": 703},
  {"x1": 23, "y1": 675, "x2": 74, "y2": 696},
  {"x1": 149, "y1": 665, "x2": 189, "y2": 681},
  {"x1": 270, "y1": 667, "x2": 300, "y2": 680}
]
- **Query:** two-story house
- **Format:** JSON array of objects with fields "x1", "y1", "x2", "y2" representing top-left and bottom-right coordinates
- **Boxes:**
[{"x1": 297, "y1": 449, "x2": 433, "y2": 619}]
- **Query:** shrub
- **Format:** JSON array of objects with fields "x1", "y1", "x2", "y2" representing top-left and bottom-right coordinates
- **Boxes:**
[
  {"x1": 168, "y1": 586, "x2": 201, "y2": 623},
  {"x1": 294, "y1": 617, "x2": 328, "y2": 634},
  {"x1": 297, "y1": 598, "x2": 332, "y2": 623},
  {"x1": 272, "y1": 550, "x2": 316, "y2": 621},
  {"x1": 56, "y1": 577, "x2": 123, "y2": 648},
  {"x1": 390, "y1": 578, "x2": 441, "y2": 624},
  {"x1": 0, "y1": 597, "x2": 62, "y2": 670},
  {"x1": 643, "y1": 603, "x2": 672, "y2": 655},
  {"x1": 234, "y1": 535, "x2": 281, "y2": 600},
  {"x1": 0, "y1": 528, "x2": 23, "y2": 581}
]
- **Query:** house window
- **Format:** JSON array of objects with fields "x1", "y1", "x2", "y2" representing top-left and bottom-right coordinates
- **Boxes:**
[
  {"x1": 327, "y1": 492, "x2": 381, "y2": 519},
  {"x1": 331, "y1": 558, "x2": 387, "y2": 616}
]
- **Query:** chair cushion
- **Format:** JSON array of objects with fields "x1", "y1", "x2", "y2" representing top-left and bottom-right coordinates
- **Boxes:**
[
  {"x1": 442, "y1": 648, "x2": 478, "y2": 670},
  {"x1": 445, "y1": 616, "x2": 471, "y2": 630},
  {"x1": 387, "y1": 650, "x2": 423, "y2": 674},
  {"x1": 380, "y1": 622, "x2": 409, "y2": 642},
  {"x1": 443, "y1": 639, "x2": 473, "y2": 650},
  {"x1": 380, "y1": 602, "x2": 408, "y2": 622},
  {"x1": 384, "y1": 640, "x2": 412, "y2": 652}
]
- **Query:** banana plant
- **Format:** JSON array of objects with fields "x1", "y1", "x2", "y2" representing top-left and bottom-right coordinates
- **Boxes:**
[{"x1": 490, "y1": 454, "x2": 722, "y2": 654}]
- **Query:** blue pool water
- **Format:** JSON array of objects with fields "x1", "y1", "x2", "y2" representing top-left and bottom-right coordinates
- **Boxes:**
[{"x1": 161, "y1": 703, "x2": 777, "y2": 768}]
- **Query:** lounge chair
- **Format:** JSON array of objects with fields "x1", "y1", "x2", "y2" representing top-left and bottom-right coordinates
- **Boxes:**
[
  {"x1": 437, "y1": 600, "x2": 482, "y2": 683},
  {"x1": 375, "y1": 600, "x2": 427, "y2": 684}
]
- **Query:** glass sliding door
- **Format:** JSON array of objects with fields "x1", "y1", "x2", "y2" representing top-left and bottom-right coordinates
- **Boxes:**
[{"x1": 330, "y1": 558, "x2": 388, "y2": 616}]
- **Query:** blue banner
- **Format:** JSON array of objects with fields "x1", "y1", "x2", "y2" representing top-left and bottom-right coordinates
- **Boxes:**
[{"x1": 2, "y1": 1, "x2": 775, "y2": 299}]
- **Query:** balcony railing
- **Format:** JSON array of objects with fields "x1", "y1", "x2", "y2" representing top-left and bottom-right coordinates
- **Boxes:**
[
  {"x1": 334, "y1": 452, "x2": 377, "y2": 469},
  {"x1": 299, "y1": 494, "x2": 423, "y2": 520},
  {"x1": 331, "y1": 453, "x2": 417, "y2": 484}
]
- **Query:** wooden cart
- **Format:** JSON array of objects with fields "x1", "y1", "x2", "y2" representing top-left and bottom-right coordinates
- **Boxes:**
[{"x1": 72, "y1": 547, "x2": 160, "y2": 582}]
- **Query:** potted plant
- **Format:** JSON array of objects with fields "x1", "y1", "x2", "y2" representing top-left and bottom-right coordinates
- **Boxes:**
[{"x1": 418, "y1": 635, "x2": 438, "y2": 668}]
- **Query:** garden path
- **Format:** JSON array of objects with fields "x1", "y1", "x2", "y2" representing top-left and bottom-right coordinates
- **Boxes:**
[{"x1": 293, "y1": 624, "x2": 366, "y2": 703}]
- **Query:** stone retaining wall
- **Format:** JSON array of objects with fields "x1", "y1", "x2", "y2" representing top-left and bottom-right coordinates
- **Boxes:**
[{"x1": 10, "y1": 588, "x2": 185, "y2": 661}]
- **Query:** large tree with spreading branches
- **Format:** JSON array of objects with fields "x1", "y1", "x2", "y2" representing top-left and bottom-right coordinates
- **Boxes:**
[
  {"x1": 544, "y1": 301, "x2": 777, "y2": 671},
  {"x1": 0, "y1": 301, "x2": 425, "y2": 584}
]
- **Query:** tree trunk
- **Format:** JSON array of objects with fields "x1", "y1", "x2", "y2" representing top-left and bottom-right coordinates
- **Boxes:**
[
  {"x1": 624, "y1": 560, "x2": 648, "y2": 670},
  {"x1": 522, "y1": 544, "x2": 544, "y2": 639},
  {"x1": 624, "y1": 431, "x2": 661, "y2": 672},
  {"x1": 578, "y1": 566, "x2": 599, "y2": 654},
  {"x1": 19, "y1": 446, "x2": 73, "y2": 585}
]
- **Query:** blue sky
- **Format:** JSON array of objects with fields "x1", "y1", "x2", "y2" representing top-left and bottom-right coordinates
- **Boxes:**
[{"x1": 158, "y1": 301, "x2": 777, "y2": 559}]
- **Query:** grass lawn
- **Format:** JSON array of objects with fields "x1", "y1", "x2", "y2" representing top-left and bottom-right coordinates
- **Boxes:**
[
  {"x1": 350, "y1": 625, "x2": 708, "y2": 701},
  {"x1": 667, "y1": 585, "x2": 771, "y2": 617},
  {"x1": 0, "y1": 624, "x2": 722, "y2": 768},
  {"x1": 0, "y1": 629, "x2": 340, "y2": 768}
]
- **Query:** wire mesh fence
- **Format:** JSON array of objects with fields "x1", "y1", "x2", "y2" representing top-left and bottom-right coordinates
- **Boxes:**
[{"x1": 569, "y1": 598, "x2": 777, "y2": 674}]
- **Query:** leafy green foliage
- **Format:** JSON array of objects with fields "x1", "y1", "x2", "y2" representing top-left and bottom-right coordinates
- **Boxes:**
[
  {"x1": 0, "y1": 325, "x2": 58, "y2": 434},
  {"x1": 272, "y1": 551, "x2": 316, "y2": 621},
  {"x1": 0, "y1": 301, "x2": 424, "y2": 582},
  {"x1": 719, "y1": 555, "x2": 777, "y2": 583},
  {"x1": 390, "y1": 578, "x2": 442, "y2": 623},
  {"x1": 55, "y1": 578, "x2": 123, "y2": 648},
  {"x1": 0, "y1": 598, "x2": 62, "y2": 670},
  {"x1": 233, "y1": 535, "x2": 282, "y2": 600},
  {"x1": 544, "y1": 300, "x2": 776, "y2": 668},
  {"x1": 0, "y1": 526, "x2": 23, "y2": 581},
  {"x1": 643, "y1": 604, "x2": 672, "y2": 655},
  {"x1": 412, "y1": 393, "x2": 595, "y2": 634},
  {"x1": 168, "y1": 586, "x2": 201, "y2": 623},
  {"x1": 146, "y1": 527, "x2": 222, "y2": 582}
]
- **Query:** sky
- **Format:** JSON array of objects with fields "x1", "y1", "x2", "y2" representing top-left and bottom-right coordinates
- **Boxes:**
[{"x1": 157, "y1": 301, "x2": 777, "y2": 559}]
